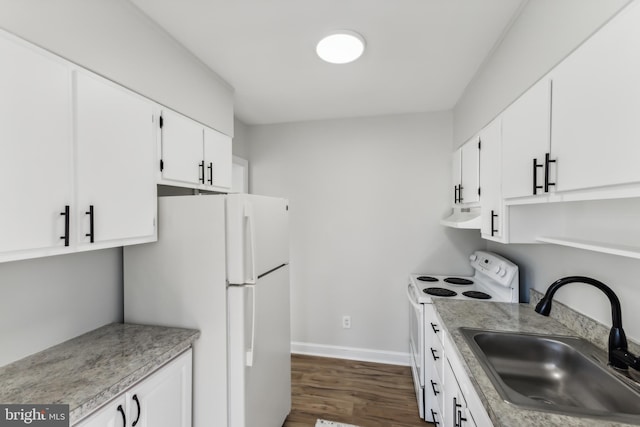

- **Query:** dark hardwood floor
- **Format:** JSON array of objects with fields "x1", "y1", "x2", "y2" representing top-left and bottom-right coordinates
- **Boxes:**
[{"x1": 283, "y1": 354, "x2": 433, "y2": 427}]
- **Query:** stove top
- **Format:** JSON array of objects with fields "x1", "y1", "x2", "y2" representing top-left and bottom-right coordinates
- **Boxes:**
[{"x1": 408, "y1": 251, "x2": 519, "y2": 304}]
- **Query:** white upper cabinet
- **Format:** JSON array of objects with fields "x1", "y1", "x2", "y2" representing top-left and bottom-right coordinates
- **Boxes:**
[
  {"x1": 204, "y1": 127, "x2": 232, "y2": 189},
  {"x1": 451, "y1": 148, "x2": 462, "y2": 205},
  {"x1": 451, "y1": 138, "x2": 480, "y2": 205},
  {"x1": 160, "y1": 109, "x2": 232, "y2": 192},
  {"x1": 460, "y1": 137, "x2": 480, "y2": 204},
  {"x1": 0, "y1": 34, "x2": 73, "y2": 258},
  {"x1": 75, "y1": 71, "x2": 157, "y2": 248},
  {"x1": 501, "y1": 77, "x2": 553, "y2": 200},
  {"x1": 159, "y1": 109, "x2": 204, "y2": 186},
  {"x1": 551, "y1": 1, "x2": 640, "y2": 194},
  {"x1": 479, "y1": 118, "x2": 504, "y2": 241},
  {"x1": 0, "y1": 29, "x2": 158, "y2": 263}
]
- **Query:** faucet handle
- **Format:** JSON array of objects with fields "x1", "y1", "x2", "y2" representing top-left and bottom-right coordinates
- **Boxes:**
[{"x1": 611, "y1": 348, "x2": 640, "y2": 371}]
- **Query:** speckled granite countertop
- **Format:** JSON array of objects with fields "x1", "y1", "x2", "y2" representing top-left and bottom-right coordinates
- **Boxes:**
[
  {"x1": 0, "y1": 323, "x2": 199, "y2": 425},
  {"x1": 432, "y1": 299, "x2": 640, "y2": 427}
]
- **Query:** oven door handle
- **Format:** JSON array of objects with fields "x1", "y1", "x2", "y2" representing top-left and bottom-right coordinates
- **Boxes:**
[{"x1": 407, "y1": 284, "x2": 423, "y2": 310}]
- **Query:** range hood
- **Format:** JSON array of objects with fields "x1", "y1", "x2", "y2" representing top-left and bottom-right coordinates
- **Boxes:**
[{"x1": 440, "y1": 206, "x2": 481, "y2": 229}]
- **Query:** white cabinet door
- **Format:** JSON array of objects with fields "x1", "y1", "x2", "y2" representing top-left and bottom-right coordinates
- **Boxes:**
[
  {"x1": 460, "y1": 137, "x2": 480, "y2": 204},
  {"x1": 160, "y1": 109, "x2": 204, "y2": 185},
  {"x1": 501, "y1": 77, "x2": 552, "y2": 199},
  {"x1": 74, "y1": 397, "x2": 126, "y2": 427},
  {"x1": 204, "y1": 127, "x2": 232, "y2": 190},
  {"x1": 551, "y1": 1, "x2": 640, "y2": 193},
  {"x1": 0, "y1": 34, "x2": 73, "y2": 256},
  {"x1": 479, "y1": 118, "x2": 504, "y2": 240},
  {"x1": 75, "y1": 72, "x2": 157, "y2": 247},
  {"x1": 125, "y1": 350, "x2": 192, "y2": 427},
  {"x1": 452, "y1": 148, "x2": 462, "y2": 205},
  {"x1": 443, "y1": 359, "x2": 475, "y2": 427},
  {"x1": 74, "y1": 351, "x2": 191, "y2": 427}
]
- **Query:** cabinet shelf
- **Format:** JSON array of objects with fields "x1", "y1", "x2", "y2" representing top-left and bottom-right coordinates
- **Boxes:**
[{"x1": 536, "y1": 236, "x2": 640, "y2": 260}]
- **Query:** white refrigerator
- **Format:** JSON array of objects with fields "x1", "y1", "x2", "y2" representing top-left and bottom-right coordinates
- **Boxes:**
[{"x1": 123, "y1": 194, "x2": 291, "y2": 427}]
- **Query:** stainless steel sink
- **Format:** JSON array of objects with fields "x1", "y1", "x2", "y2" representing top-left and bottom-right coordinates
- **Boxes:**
[{"x1": 460, "y1": 328, "x2": 640, "y2": 423}]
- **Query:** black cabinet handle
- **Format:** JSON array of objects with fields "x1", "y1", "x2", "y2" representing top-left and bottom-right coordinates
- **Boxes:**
[
  {"x1": 198, "y1": 161, "x2": 205, "y2": 184},
  {"x1": 544, "y1": 152, "x2": 556, "y2": 192},
  {"x1": 430, "y1": 348, "x2": 440, "y2": 361},
  {"x1": 431, "y1": 322, "x2": 440, "y2": 334},
  {"x1": 85, "y1": 205, "x2": 94, "y2": 243},
  {"x1": 454, "y1": 397, "x2": 467, "y2": 426},
  {"x1": 430, "y1": 380, "x2": 440, "y2": 396},
  {"x1": 454, "y1": 185, "x2": 458, "y2": 204},
  {"x1": 491, "y1": 210, "x2": 498, "y2": 236},
  {"x1": 532, "y1": 158, "x2": 544, "y2": 195},
  {"x1": 117, "y1": 405, "x2": 126, "y2": 427},
  {"x1": 453, "y1": 397, "x2": 459, "y2": 427},
  {"x1": 430, "y1": 409, "x2": 440, "y2": 426},
  {"x1": 458, "y1": 185, "x2": 463, "y2": 202},
  {"x1": 207, "y1": 162, "x2": 213, "y2": 184},
  {"x1": 60, "y1": 205, "x2": 70, "y2": 247},
  {"x1": 132, "y1": 394, "x2": 141, "y2": 426}
]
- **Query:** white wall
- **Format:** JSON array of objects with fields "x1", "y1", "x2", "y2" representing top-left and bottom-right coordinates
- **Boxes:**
[
  {"x1": 0, "y1": 250, "x2": 122, "y2": 367},
  {"x1": 488, "y1": 243, "x2": 640, "y2": 344},
  {"x1": 233, "y1": 118, "x2": 251, "y2": 159},
  {"x1": 454, "y1": 0, "x2": 629, "y2": 146},
  {"x1": 0, "y1": 0, "x2": 233, "y2": 366},
  {"x1": 248, "y1": 113, "x2": 483, "y2": 358},
  {"x1": 454, "y1": 0, "x2": 640, "y2": 343},
  {"x1": 0, "y1": 0, "x2": 233, "y2": 136}
]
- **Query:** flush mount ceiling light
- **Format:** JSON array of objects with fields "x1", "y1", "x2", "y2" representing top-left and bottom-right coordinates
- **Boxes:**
[{"x1": 316, "y1": 31, "x2": 365, "y2": 64}]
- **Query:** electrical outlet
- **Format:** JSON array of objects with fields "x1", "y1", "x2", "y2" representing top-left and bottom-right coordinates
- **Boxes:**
[{"x1": 342, "y1": 315, "x2": 351, "y2": 329}]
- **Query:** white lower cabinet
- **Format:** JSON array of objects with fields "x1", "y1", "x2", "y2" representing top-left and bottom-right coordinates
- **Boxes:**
[
  {"x1": 75, "y1": 397, "x2": 127, "y2": 427},
  {"x1": 442, "y1": 333, "x2": 493, "y2": 427},
  {"x1": 444, "y1": 358, "x2": 475, "y2": 427},
  {"x1": 75, "y1": 350, "x2": 192, "y2": 427}
]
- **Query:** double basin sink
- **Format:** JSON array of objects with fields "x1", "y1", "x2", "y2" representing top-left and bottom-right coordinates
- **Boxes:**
[{"x1": 460, "y1": 328, "x2": 640, "y2": 424}]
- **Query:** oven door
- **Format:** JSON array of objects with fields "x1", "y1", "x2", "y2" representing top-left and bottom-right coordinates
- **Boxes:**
[{"x1": 407, "y1": 283, "x2": 425, "y2": 419}]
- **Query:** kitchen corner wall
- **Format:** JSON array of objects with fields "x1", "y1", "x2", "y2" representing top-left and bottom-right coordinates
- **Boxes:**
[
  {"x1": 453, "y1": 0, "x2": 640, "y2": 344},
  {"x1": 246, "y1": 113, "x2": 483, "y2": 359},
  {"x1": 233, "y1": 118, "x2": 251, "y2": 160},
  {"x1": 0, "y1": 0, "x2": 231, "y2": 366}
]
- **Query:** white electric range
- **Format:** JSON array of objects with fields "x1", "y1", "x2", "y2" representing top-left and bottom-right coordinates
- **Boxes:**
[{"x1": 406, "y1": 251, "x2": 519, "y2": 422}]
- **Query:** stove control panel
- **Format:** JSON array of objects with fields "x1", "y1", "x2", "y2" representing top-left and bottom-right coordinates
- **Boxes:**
[{"x1": 470, "y1": 251, "x2": 518, "y2": 288}]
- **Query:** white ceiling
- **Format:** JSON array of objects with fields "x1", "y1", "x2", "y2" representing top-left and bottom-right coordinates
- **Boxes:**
[{"x1": 129, "y1": 0, "x2": 526, "y2": 125}]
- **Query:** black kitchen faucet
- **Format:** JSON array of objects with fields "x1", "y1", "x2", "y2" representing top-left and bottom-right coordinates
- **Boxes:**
[{"x1": 535, "y1": 276, "x2": 640, "y2": 371}]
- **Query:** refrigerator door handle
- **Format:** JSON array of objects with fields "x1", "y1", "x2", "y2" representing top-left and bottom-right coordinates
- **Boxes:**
[
  {"x1": 245, "y1": 284, "x2": 256, "y2": 367},
  {"x1": 244, "y1": 202, "x2": 257, "y2": 284}
]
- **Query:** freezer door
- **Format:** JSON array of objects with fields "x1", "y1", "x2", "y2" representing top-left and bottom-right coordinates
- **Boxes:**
[
  {"x1": 227, "y1": 264, "x2": 291, "y2": 427},
  {"x1": 226, "y1": 194, "x2": 289, "y2": 285}
]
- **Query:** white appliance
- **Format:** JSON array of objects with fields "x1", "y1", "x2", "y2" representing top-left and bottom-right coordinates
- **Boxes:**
[
  {"x1": 406, "y1": 250, "x2": 519, "y2": 422},
  {"x1": 123, "y1": 194, "x2": 291, "y2": 427}
]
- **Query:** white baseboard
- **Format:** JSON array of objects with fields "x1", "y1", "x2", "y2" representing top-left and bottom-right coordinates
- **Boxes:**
[{"x1": 291, "y1": 341, "x2": 411, "y2": 366}]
